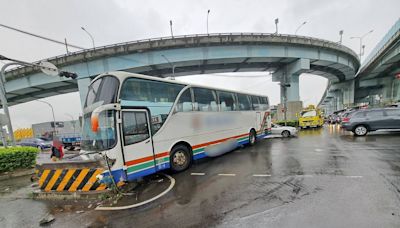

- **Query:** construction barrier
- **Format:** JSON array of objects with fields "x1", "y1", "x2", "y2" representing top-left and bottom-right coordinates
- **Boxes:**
[{"x1": 36, "y1": 160, "x2": 108, "y2": 192}]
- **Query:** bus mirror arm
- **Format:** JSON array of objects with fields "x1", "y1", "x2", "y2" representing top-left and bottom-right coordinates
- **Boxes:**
[{"x1": 91, "y1": 104, "x2": 121, "y2": 133}]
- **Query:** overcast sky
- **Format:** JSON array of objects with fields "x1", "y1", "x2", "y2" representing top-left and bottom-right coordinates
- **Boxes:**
[{"x1": 0, "y1": 0, "x2": 399, "y2": 129}]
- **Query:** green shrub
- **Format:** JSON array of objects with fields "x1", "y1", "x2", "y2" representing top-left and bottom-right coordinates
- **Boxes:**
[
  {"x1": 0, "y1": 147, "x2": 39, "y2": 172},
  {"x1": 275, "y1": 120, "x2": 299, "y2": 127}
]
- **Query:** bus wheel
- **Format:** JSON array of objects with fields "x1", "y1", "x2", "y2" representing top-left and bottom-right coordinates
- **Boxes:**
[
  {"x1": 249, "y1": 129, "x2": 257, "y2": 146},
  {"x1": 170, "y1": 145, "x2": 191, "y2": 172}
]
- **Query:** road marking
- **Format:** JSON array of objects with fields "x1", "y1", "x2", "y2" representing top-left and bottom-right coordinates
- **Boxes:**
[
  {"x1": 314, "y1": 148, "x2": 324, "y2": 152},
  {"x1": 296, "y1": 175, "x2": 314, "y2": 178},
  {"x1": 190, "y1": 173, "x2": 205, "y2": 176},
  {"x1": 252, "y1": 174, "x2": 272, "y2": 177},
  {"x1": 346, "y1": 175, "x2": 363, "y2": 178},
  {"x1": 218, "y1": 173, "x2": 236, "y2": 177}
]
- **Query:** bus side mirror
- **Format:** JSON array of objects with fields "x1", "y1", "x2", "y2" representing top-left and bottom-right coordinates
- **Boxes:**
[{"x1": 91, "y1": 114, "x2": 99, "y2": 132}]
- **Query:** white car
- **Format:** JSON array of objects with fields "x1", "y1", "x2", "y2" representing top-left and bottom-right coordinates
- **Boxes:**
[{"x1": 271, "y1": 123, "x2": 298, "y2": 137}]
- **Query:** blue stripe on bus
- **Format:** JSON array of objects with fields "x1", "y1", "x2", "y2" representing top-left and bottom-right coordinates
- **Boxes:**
[{"x1": 126, "y1": 167, "x2": 157, "y2": 181}]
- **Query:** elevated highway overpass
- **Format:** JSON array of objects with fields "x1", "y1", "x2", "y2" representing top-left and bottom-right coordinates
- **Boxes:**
[
  {"x1": 320, "y1": 18, "x2": 400, "y2": 113},
  {"x1": 3, "y1": 33, "x2": 359, "y2": 108}
]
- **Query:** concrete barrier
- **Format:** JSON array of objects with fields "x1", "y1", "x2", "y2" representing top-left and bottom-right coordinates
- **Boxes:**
[{"x1": 36, "y1": 160, "x2": 108, "y2": 192}]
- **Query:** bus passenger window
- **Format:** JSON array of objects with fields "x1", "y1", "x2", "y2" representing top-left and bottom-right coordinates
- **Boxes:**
[
  {"x1": 251, "y1": 96, "x2": 261, "y2": 111},
  {"x1": 218, "y1": 91, "x2": 236, "y2": 111},
  {"x1": 237, "y1": 94, "x2": 251, "y2": 110},
  {"x1": 122, "y1": 112, "x2": 150, "y2": 145},
  {"x1": 193, "y1": 88, "x2": 218, "y2": 112},
  {"x1": 176, "y1": 89, "x2": 193, "y2": 112},
  {"x1": 259, "y1": 97, "x2": 268, "y2": 110}
]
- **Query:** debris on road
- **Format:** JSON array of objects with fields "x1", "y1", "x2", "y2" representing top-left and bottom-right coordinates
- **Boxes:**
[{"x1": 39, "y1": 213, "x2": 55, "y2": 226}]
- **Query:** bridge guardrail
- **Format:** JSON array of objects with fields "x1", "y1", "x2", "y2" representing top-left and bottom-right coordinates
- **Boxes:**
[{"x1": 5, "y1": 33, "x2": 359, "y2": 78}]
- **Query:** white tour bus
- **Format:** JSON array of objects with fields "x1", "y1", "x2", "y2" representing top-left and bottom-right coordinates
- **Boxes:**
[{"x1": 80, "y1": 71, "x2": 271, "y2": 183}]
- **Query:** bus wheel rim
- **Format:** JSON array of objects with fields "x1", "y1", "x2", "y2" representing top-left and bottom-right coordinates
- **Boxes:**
[
  {"x1": 250, "y1": 133, "x2": 255, "y2": 144},
  {"x1": 173, "y1": 151, "x2": 187, "y2": 166}
]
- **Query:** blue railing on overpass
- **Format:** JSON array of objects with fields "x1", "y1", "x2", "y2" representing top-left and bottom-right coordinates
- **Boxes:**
[
  {"x1": 6, "y1": 32, "x2": 357, "y2": 75},
  {"x1": 361, "y1": 18, "x2": 400, "y2": 70}
]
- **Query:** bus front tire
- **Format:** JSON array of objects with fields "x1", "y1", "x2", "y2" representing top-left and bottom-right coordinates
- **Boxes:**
[
  {"x1": 249, "y1": 130, "x2": 257, "y2": 146},
  {"x1": 170, "y1": 145, "x2": 191, "y2": 172}
]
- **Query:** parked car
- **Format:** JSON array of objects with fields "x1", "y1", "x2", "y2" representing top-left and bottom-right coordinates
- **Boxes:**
[
  {"x1": 271, "y1": 123, "x2": 298, "y2": 137},
  {"x1": 341, "y1": 108, "x2": 400, "y2": 136},
  {"x1": 18, "y1": 138, "x2": 52, "y2": 150}
]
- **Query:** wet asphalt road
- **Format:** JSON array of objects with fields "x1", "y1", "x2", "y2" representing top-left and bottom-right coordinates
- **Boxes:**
[{"x1": 2, "y1": 125, "x2": 400, "y2": 227}]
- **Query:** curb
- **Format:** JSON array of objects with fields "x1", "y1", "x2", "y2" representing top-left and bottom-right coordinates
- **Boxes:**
[
  {"x1": 0, "y1": 169, "x2": 35, "y2": 181},
  {"x1": 32, "y1": 189, "x2": 110, "y2": 200}
]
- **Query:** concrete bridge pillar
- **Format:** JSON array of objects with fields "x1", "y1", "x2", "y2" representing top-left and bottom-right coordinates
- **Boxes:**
[
  {"x1": 77, "y1": 78, "x2": 91, "y2": 108},
  {"x1": 273, "y1": 58, "x2": 310, "y2": 103}
]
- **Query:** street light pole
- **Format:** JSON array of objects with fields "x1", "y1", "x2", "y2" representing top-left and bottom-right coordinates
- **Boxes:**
[
  {"x1": 207, "y1": 9, "x2": 211, "y2": 34},
  {"x1": 350, "y1": 30, "x2": 373, "y2": 60},
  {"x1": 36, "y1": 100, "x2": 57, "y2": 137},
  {"x1": 339, "y1": 30, "x2": 344, "y2": 44},
  {"x1": 274, "y1": 18, "x2": 279, "y2": 34},
  {"x1": 295, "y1": 21, "x2": 307, "y2": 35},
  {"x1": 81, "y1": 27, "x2": 95, "y2": 49},
  {"x1": 169, "y1": 20, "x2": 174, "y2": 38},
  {"x1": 161, "y1": 54, "x2": 175, "y2": 80}
]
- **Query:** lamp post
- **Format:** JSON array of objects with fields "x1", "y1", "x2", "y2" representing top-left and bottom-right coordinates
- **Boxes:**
[
  {"x1": 161, "y1": 54, "x2": 175, "y2": 80},
  {"x1": 36, "y1": 100, "x2": 57, "y2": 137},
  {"x1": 339, "y1": 30, "x2": 344, "y2": 44},
  {"x1": 0, "y1": 55, "x2": 77, "y2": 146},
  {"x1": 65, "y1": 113, "x2": 76, "y2": 135},
  {"x1": 207, "y1": 9, "x2": 211, "y2": 34},
  {"x1": 81, "y1": 27, "x2": 95, "y2": 49},
  {"x1": 295, "y1": 21, "x2": 307, "y2": 35},
  {"x1": 350, "y1": 30, "x2": 373, "y2": 60},
  {"x1": 274, "y1": 18, "x2": 279, "y2": 34},
  {"x1": 169, "y1": 20, "x2": 174, "y2": 38}
]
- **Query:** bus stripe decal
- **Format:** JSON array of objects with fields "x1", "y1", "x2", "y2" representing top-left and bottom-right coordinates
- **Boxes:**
[
  {"x1": 125, "y1": 152, "x2": 169, "y2": 167},
  {"x1": 124, "y1": 132, "x2": 252, "y2": 169}
]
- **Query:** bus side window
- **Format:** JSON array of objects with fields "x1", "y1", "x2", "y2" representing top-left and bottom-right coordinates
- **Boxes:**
[
  {"x1": 251, "y1": 96, "x2": 261, "y2": 111},
  {"x1": 218, "y1": 91, "x2": 236, "y2": 111},
  {"x1": 193, "y1": 88, "x2": 218, "y2": 112},
  {"x1": 176, "y1": 89, "x2": 193, "y2": 112},
  {"x1": 259, "y1": 97, "x2": 268, "y2": 110},
  {"x1": 237, "y1": 94, "x2": 251, "y2": 110}
]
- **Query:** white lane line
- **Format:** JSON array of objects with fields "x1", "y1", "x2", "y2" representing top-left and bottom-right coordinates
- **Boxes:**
[
  {"x1": 346, "y1": 175, "x2": 363, "y2": 178},
  {"x1": 218, "y1": 173, "x2": 236, "y2": 177},
  {"x1": 252, "y1": 174, "x2": 272, "y2": 177},
  {"x1": 191, "y1": 173, "x2": 205, "y2": 176},
  {"x1": 296, "y1": 175, "x2": 314, "y2": 178}
]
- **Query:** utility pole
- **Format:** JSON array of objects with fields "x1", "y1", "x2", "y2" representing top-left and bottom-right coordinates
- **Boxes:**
[
  {"x1": 274, "y1": 18, "x2": 279, "y2": 34},
  {"x1": 0, "y1": 55, "x2": 78, "y2": 146},
  {"x1": 64, "y1": 38, "x2": 70, "y2": 54},
  {"x1": 350, "y1": 30, "x2": 373, "y2": 60},
  {"x1": 207, "y1": 9, "x2": 211, "y2": 34},
  {"x1": 170, "y1": 20, "x2": 174, "y2": 38},
  {"x1": 161, "y1": 54, "x2": 176, "y2": 80},
  {"x1": 339, "y1": 30, "x2": 344, "y2": 44}
]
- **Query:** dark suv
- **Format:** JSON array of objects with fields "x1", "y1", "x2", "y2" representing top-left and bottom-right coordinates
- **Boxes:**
[{"x1": 341, "y1": 108, "x2": 400, "y2": 136}]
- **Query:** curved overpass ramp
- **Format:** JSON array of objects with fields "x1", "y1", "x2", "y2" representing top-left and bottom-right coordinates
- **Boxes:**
[{"x1": 3, "y1": 33, "x2": 359, "y2": 106}]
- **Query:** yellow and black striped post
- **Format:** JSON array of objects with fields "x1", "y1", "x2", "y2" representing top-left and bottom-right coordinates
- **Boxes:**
[{"x1": 36, "y1": 161, "x2": 108, "y2": 192}]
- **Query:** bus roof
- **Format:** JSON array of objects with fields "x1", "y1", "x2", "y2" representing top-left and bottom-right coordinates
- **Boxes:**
[{"x1": 95, "y1": 71, "x2": 270, "y2": 98}]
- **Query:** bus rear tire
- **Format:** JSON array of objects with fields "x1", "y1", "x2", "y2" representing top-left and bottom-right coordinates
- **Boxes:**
[
  {"x1": 170, "y1": 144, "x2": 191, "y2": 172},
  {"x1": 249, "y1": 129, "x2": 257, "y2": 146}
]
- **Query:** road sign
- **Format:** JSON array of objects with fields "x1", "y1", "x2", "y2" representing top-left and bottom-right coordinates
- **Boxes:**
[{"x1": 39, "y1": 61, "x2": 59, "y2": 76}]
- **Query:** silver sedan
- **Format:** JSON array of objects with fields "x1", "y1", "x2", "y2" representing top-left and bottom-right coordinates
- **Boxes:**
[{"x1": 271, "y1": 123, "x2": 298, "y2": 137}]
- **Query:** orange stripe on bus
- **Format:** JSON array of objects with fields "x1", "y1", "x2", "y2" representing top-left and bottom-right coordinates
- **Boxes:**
[
  {"x1": 124, "y1": 133, "x2": 250, "y2": 166},
  {"x1": 192, "y1": 133, "x2": 249, "y2": 149},
  {"x1": 125, "y1": 152, "x2": 169, "y2": 166}
]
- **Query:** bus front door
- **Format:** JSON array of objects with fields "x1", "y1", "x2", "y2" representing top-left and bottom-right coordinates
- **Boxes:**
[{"x1": 120, "y1": 109, "x2": 156, "y2": 180}]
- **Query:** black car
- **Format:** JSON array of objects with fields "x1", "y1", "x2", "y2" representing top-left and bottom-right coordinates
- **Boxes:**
[{"x1": 341, "y1": 108, "x2": 400, "y2": 136}]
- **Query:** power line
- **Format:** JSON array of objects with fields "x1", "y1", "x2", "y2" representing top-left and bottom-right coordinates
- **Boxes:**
[{"x1": 0, "y1": 23, "x2": 86, "y2": 50}]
